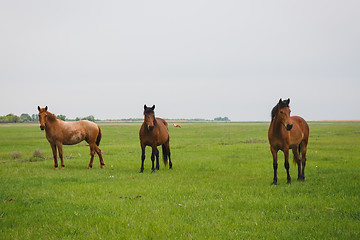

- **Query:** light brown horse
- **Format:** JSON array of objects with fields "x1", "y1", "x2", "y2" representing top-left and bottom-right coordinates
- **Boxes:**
[
  {"x1": 139, "y1": 105, "x2": 172, "y2": 173},
  {"x1": 268, "y1": 99, "x2": 309, "y2": 185},
  {"x1": 38, "y1": 106, "x2": 105, "y2": 169}
]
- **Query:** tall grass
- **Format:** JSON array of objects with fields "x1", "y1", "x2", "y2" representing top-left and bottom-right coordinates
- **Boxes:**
[{"x1": 0, "y1": 122, "x2": 359, "y2": 239}]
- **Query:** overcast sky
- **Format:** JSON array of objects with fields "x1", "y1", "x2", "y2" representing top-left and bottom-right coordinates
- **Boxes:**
[{"x1": 1, "y1": 0, "x2": 359, "y2": 121}]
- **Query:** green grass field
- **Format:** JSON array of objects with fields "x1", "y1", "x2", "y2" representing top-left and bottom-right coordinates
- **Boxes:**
[{"x1": 0, "y1": 122, "x2": 359, "y2": 239}]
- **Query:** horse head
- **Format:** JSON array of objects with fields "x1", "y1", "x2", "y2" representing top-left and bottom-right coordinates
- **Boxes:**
[
  {"x1": 276, "y1": 98, "x2": 293, "y2": 131},
  {"x1": 144, "y1": 105, "x2": 156, "y2": 131},
  {"x1": 38, "y1": 106, "x2": 48, "y2": 130}
]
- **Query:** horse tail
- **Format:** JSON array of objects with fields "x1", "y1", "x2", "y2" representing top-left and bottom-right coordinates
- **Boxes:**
[
  {"x1": 162, "y1": 144, "x2": 168, "y2": 166},
  {"x1": 293, "y1": 144, "x2": 301, "y2": 165},
  {"x1": 96, "y1": 127, "x2": 102, "y2": 146}
]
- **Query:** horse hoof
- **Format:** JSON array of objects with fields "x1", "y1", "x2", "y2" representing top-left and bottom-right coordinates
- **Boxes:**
[
  {"x1": 88, "y1": 166, "x2": 93, "y2": 169},
  {"x1": 53, "y1": 167, "x2": 58, "y2": 170},
  {"x1": 287, "y1": 181, "x2": 291, "y2": 184},
  {"x1": 61, "y1": 167, "x2": 65, "y2": 170},
  {"x1": 100, "y1": 165, "x2": 104, "y2": 169},
  {"x1": 271, "y1": 181, "x2": 277, "y2": 185}
]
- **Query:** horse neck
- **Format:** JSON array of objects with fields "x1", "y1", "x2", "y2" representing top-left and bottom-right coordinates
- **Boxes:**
[
  {"x1": 270, "y1": 113, "x2": 284, "y2": 133},
  {"x1": 45, "y1": 112, "x2": 59, "y2": 131},
  {"x1": 143, "y1": 116, "x2": 157, "y2": 127}
]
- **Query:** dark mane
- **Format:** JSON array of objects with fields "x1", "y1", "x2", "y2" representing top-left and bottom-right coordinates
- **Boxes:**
[
  {"x1": 47, "y1": 112, "x2": 57, "y2": 121},
  {"x1": 271, "y1": 100, "x2": 290, "y2": 121}
]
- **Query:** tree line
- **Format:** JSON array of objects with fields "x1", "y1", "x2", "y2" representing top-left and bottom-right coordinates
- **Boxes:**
[
  {"x1": 0, "y1": 114, "x2": 230, "y2": 123},
  {"x1": 0, "y1": 113, "x2": 97, "y2": 123}
]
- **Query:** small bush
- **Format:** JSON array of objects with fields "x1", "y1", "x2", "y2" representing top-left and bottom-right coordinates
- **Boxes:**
[
  {"x1": 11, "y1": 152, "x2": 22, "y2": 159},
  {"x1": 32, "y1": 149, "x2": 45, "y2": 159}
]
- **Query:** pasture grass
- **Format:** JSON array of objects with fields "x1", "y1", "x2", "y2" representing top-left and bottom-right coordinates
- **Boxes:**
[{"x1": 0, "y1": 122, "x2": 359, "y2": 239}]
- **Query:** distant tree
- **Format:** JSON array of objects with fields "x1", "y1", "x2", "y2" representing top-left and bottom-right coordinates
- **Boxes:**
[
  {"x1": 57, "y1": 115, "x2": 66, "y2": 121},
  {"x1": 82, "y1": 115, "x2": 95, "y2": 122},
  {"x1": 75, "y1": 117, "x2": 80, "y2": 121},
  {"x1": 0, "y1": 114, "x2": 21, "y2": 123},
  {"x1": 20, "y1": 113, "x2": 32, "y2": 122},
  {"x1": 214, "y1": 117, "x2": 230, "y2": 121},
  {"x1": 32, "y1": 114, "x2": 39, "y2": 122}
]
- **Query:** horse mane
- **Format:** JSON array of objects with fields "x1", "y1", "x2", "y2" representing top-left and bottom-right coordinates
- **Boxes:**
[
  {"x1": 47, "y1": 111, "x2": 58, "y2": 122},
  {"x1": 271, "y1": 100, "x2": 290, "y2": 121}
]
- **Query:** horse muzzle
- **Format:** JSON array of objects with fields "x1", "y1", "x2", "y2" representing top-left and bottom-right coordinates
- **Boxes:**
[
  {"x1": 286, "y1": 124, "x2": 293, "y2": 131},
  {"x1": 40, "y1": 126, "x2": 45, "y2": 131}
]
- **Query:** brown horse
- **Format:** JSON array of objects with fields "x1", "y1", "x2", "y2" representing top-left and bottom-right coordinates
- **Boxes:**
[
  {"x1": 268, "y1": 99, "x2": 309, "y2": 185},
  {"x1": 38, "y1": 106, "x2": 105, "y2": 169},
  {"x1": 139, "y1": 105, "x2": 172, "y2": 173}
]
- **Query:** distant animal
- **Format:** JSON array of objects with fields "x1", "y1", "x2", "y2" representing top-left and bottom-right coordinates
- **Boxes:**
[
  {"x1": 268, "y1": 99, "x2": 309, "y2": 185},
  {"x1": 139, "y1": 105, "x2": 172, "y2": 172},
  {"x1": 37, "y1": 106, "x2": 105, "y2": 169},
  {"x1": 173, "y1": 123, "x2": 181, "y2": 128}
]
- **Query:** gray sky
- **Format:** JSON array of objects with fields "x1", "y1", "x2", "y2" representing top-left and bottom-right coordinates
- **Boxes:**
[{"x1": 1, "y1": 0, "x2": 359, "y2": 121}]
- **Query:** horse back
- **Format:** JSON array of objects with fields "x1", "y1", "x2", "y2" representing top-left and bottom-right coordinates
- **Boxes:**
[
  {"x1": 60, "y1": 120, "x2": 99, "y2": 145},
  {"x1": 290, "y1": 116, "x2": 309, "y2": 146},
  {"x1": 156, "y1": 117, "x2": 168, "y2": 128},
  {"x1": 291, "y1": 116, "x2": 309, "y2": 138}
]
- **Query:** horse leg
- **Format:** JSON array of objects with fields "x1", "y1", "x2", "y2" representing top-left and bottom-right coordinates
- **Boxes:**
[
  {"x1": 292, "y1": 147, "x2": 302, "y2": 181},
  {"x1": 164, "y1": 140, "x2": 172, "y2": 169},
  {"x1": 151, "y1": 148, "x2": 156, "y2": 172},
  {"x1": 283, "y1": 149, "x2": 291, "y2": 184},
  {"x1": 300, "y1": 141, "x2": 308, "y2": 181},
  {"x1": 270, "y1": 146, "x2": 278, "y2": 185},
  {"x1": 168, "y1": 146, "x2": 172, "y2": 170},
  {"x1": 57, "y1": 144, "x2": 65, "y2": 169},
  {"x1": 88, "y1": 144, "x2": 96, "y2": 169},
  {"x1": 94, "y1": 145, "x2": 105, "y2": 168},
  {"x1": 140, "y1": 144, "x2": 145, "y2": 173},
  {"x1": 50, "y1": 143, "x2": 58, "y2": 169},
  {"x1": 154, "y1": 147, "x2": 160, "y2": 170}
]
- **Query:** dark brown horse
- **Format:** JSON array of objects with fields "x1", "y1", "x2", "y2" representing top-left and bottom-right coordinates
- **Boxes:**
[
  {"x1": 139, "y1": 105, "x2": 172, "y2": 173},
  {"x1": 38, "y1": 106, "x2": 105, "y2": 169},
  {"x1": 268, "y1": 99, "x2": 309, "y2": 185}
]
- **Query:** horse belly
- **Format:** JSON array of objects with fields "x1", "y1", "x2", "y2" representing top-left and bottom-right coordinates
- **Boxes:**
[{"x1": 64, "y1": 132, "x2": 85, "y2": 145}]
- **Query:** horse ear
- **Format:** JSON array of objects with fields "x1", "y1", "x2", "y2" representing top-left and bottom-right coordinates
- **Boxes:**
[
  {"x1": 151, "y1": 105, "x2": 155, "y2": 110},
  {"x1": 286, "y1": 98, "x2": 290, "y2": 105},
  {"x1": 38, "y1": 106, "x2": 41, "y2": 111},
  {"x1": 45, "y1": 106, "x2": 48, "y2": 111},
  {"x1": 144, "y1": 105, "x2": 147, "y2": 110}
]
